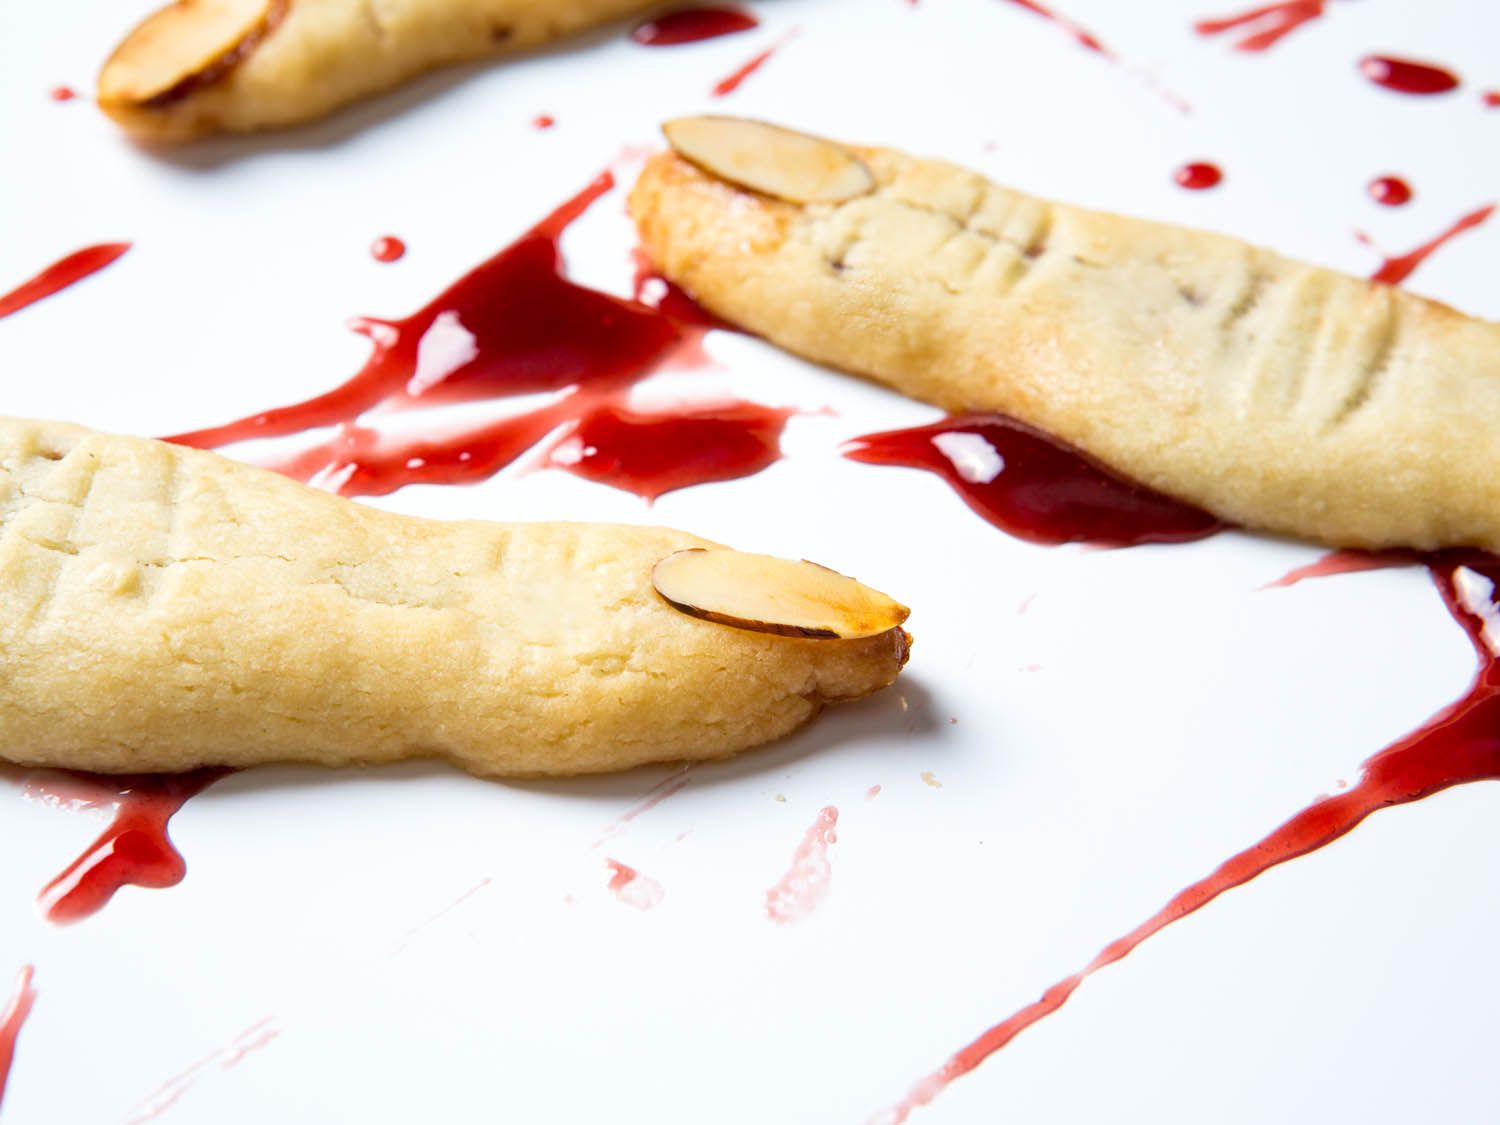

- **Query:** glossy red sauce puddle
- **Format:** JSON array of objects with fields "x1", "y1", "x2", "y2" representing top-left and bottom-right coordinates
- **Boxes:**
[
  {"x1": 0, "y1": 966, "x2": 36, "y2": 1112},
  {"x1": 603, "y1": 859, "x2": 665, "y2": 910},
  {"x1": 32, "y1": 768, "x2": 232, "y2": 925},
  {"x1": 882, "y1": 550, "x2": 1500, "y2": 1122},
  {"x1": 1174, "y1": 161, "x2": 1223, "y2": 190},
  {"x1": 712, "y1": 30, "x2": 795, "y2": 96},
  {"x1": 532, "y1": 113, "x2": 555, "y2": 129},
  {"x1": 1359, "y1": 54, "x2": 1461, "y2": 96},
  {"x1": 631, "y1": 6, "x2": 758, "y2": 46},
  {"x1": 49, "y1": 85, "x2": 76, "y2": 102},
  {"x1": 844, "y1": 414, "x2": 1226, "y2": 547},
  {"x1": 167, "y1": 174, "x2": 786, "y2": 500},
  {"x1": 1367, "y1": 175, "x2": 1412, "y2": 207},
  {"x1": 764, "y1": 805, "x2": 839, "y2": 924},
  {"x1": 1366, "y1": 203, "x2": 1495, "y2": 285},
  {"x1": 998, "y1": 0, "x2": 1112, "y2": 57},
  {"x1": 1193, "y1": 1, "x2": 1327, "y2": 51},
  {"x1": 370, "y1": 235, "x2": 405, "y2": 263},
  {"x1": 0, "y1": 243, "x2": 130, "y2": 320}
]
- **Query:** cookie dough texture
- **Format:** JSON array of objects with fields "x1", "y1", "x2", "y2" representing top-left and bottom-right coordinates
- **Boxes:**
[
  {"x1": 631, "y1": 136, "x2": 1500, "y2": 552},
  {"x1": 0, "y1": 418, "x2": 907, "y2": 777},
  {"x1": 99, "y1": 0, "x2": 659, "y2": 141}
]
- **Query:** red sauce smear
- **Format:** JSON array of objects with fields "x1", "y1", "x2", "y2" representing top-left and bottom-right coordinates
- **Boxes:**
[
  {"x1": 0, "y1": 243, "x2": 130, "y2": 320},
  {"x1": 764, "y1": 805, "x2": 839, "y2": 924},
  {"x1": 0, "y1": 966, "x2": 36, "y2": 1112},
  {"x1": 35, "y1": 768, "x2": 232, "y2": 925},
  {"x1": 126, "y1": 1015, "x2": 279, "y2": 1124},
  {"x1": 49, "y1": 85, "x2": 76, "y2": 102},
  {"x1": 370, "y1": 236, "x2": 406, "y2": 263},
  {"x1": 712, "y1": 30, "x2": 795, "y2": 96},
  {"x1": 1368, "y1": 203, "x2": 1495, "y2": 285},
  {"x1": 882, "y1": 551, "x2": 1500, "y2": 1122},
  {"x1": 843, "y1": 414, "x2": 1226, "y2": 547},
  {"x1": 1193, "y1": 1, "x2": 1326, "y2": 52},
  {"x1": 631, "y1": 6, "x2": 758, "y2": 46},
  {"x1": 997, "y1": 0, "x2": 1113, "y2": 57},
  {"x1": 1174, "y1": 161, "x2": 1223, "y2": 190},
  {"x1": 1359, "y1": 54, "x2": 1461, "y2": 96},
  {"x1": 1263, "y1": 547, "x2": 1422, "y2": 589},
  {"x1": 532, "y1": 113, "x2": 555, "y2": 129},
  {"x1": 1367, "y1": 175, "x2": 1412, "y2": 207},
  {"x1": 603, "y1": 859, "x2": 665, "y2": 910}
]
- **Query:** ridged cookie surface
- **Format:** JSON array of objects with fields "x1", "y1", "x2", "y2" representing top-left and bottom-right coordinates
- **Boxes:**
[
  {"x1": 0, "y1": 418, "x2": 907, "y2": 777},
  {"x1": 631, "y1": 124, "x2": 1500, "y2": 552}
]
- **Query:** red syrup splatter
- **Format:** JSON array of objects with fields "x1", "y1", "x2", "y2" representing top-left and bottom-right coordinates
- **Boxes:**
[
  {"x1": 33, "y1": 768, "x2": 232, "y2": 925},
  {"x1": 1193, "y1": 1, "x2": 1326, "y2": 52},
  {"x1": 532, "y1": 114, "x2": 555, "y2": 129},
  {"x1": 0, "y1": 966, "x2": 36, "y2": 1112},
  {"x1": 631, "y1": 6, "x2": 758, "y2": 46},
  {"x1": 1174, "y1": 161, "x2": 1223, "y2": 190},
  {"x1": 370, "y1": 235, "x2": 406, "y2": 263},
  {"x1": 1366, "y1": 203, "x2": 1495, "y2": 285},
  {"x1": 49, "y1": 85, "x2": 76, "y2": 102},
  {"x1": 843, "y1": 414, "x2": 1226, "y2": 547},
  {"x1": 0, "y1": 243, "x2": 130, "y2": 320},
  {"x1": 1359, "y1": 55, "x2": 1461, "y2": 96},
  {"x1": 997, "y1": 0, "x2": 1112, "y2": 56},
  {"x1": 764, "y1": 805, "x2": 839, "y2": 924},
  {"x1": 881, "y1": 550, "x2": 1500, "y2": 1123},
  {"x1": 1368, "y1": 175, "x2": 1412, "y2": 207},
  {"x1": 603, "y1": 859, "x2": 665, "y2": 910},
  {"x1": 1484, "y1": 91, "x2": 1500, "y2": 108},
  {"x1": 712, "y1": 30, "x2": 795, "y2": 96}
]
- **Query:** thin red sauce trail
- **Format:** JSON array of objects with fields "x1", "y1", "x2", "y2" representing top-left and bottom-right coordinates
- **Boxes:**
[
  {"x1": 712, "y1": 30, "x2": 795, "y2": 97},
  {"x1": 1193, "y1": 1, "x2": 1326, "y2": 51},
  {"x1": 1368, "y1": 176, "x2": 1412, "y2": 207},
  {"x1": 997, "y1": 0, "x2": 1113, "y2": 57},
  {"x1": 49, "y1": 85, "x2": 76, "y2": 102},
  {"x1": 0, "y1": 966, "x2": 36, "y2": 1112},
  {"x1": 1262, "y1": 548, "x2": 1422, "y2": 589},
  {"x1": 765, "y1": 806, "x2": 839, "y2": 924},
  {"x1": 881, "y1": 550, "x2": 1500, "y2": 1123},
  {"x1": 35, "y1": 768, "x2": 232, "y2": 925},
  {"x1": 1368, "y1": 203, "x2": 1495, "y2": 285},
  {"x1": 631, "y1": 6, "x2": 758, "y2": 46},
  {"x1": 370, "y1": 236, "x2": 406, "y2": 263},
  {"x1": 1360, "y1": 55, "x2": 1461, "y2": 96},
  {"x1": 844, "y1": 414, "x2": 1225, "y2": 547},
  {"x1": 0, "y1": 243, "x2": 131, "y2": 320},
  {"x1": 1174, "y1": 162, "x2": 1223, "y2": 190}
]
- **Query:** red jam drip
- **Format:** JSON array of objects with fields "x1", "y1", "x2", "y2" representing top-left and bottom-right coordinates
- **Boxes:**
[
  {"x1": 0, "y1": 966, "x2": 36, "y2": 1112},
  {"x1": 532, "y1": 113, "x2": 555, "y2": 129},
  {"x1": 1367, "y1": 175, "x2": 1412, "y2": 207},
  {"x1": 1263, "y1": 547, "x2": 1423, "y2": 589},
  {"x1": 1359, "y1": 54, "x2": 1461, "y2": 95},
  {"x1": 712, "y1": 31, "x2": 793, "y2": 96},
  {"x1": 843, "y1": 414, "x2": 1226, "y2": 547},
  {"x1": 370, "y1": 235, "x2": 406, "y2": 263},
  {"x1": 1174, "y1": 161, "x2": 1223, "y2": 190},
  {"x1": 0, "y1": 243, "x2": 130, "y2": 320},
  {"x1": 36, "y1": 768, "x2": 232, "y2": 925},
  {"x1": 1193, "y1": 1, "x2": 1326, "y2": 51},
  {"x1": 885, "y1": 551, "x2": 1500, "y2": 1122},
  {"x1": 998, "y1": 0, "x2": 1112, "y2": 56},
  {"x1": 631, "y1": 6, "x2": 759, "y2": 46},
  {"x1": 49, "y1": 85, "x2": 76, "y2": 102},
  {"x1": 1369, "y1": 203, "x2": 1495, "y2": 285}
]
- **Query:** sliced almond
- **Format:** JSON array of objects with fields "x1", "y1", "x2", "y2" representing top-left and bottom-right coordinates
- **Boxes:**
[
  {"x1": 653, "y1": 549, "x2": 909, "y2": 640},
  {"x1": 98, "y1": 0, "x2": 274, "y2": 108},
  {"x1": 662, "y1": 116, "x2": 875, "y2": 205}
]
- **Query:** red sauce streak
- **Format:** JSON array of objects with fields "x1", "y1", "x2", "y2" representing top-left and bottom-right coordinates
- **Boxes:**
[
  {"x1": 532, "y1": 113, "x2": 555, "y2": 129},
  {"x1": 1263, "y1": 548, "x2": 1422, "y2": 589},
  {"x1": 1368, "y1": 175, "x2": 1412, "y2": 207},
  {"x1": 1174, "y1": 161, "x2": 1223, "y2": 190},
  {"x1": 843, "y1": 414, "x2": 1225, "y2": 547},
  {"x1": 49, "y1": 85, "x2": 76, "y2": 102},
  {"x1": 603, "y1": 859, "x2": 665, "y2": 910},
  {"x1": 882, "y1": 551, "x2": 1500, "y2": 1123},
  {"x1": 370, "y1": 235, "x2": 406, "y2": 263},
  {"x1": 631, "y1": 6, "x2": 759, "y2": 46},
  {"x1": 1359, "y1": 55, "x2": 1461, "y2": 96},
  {"x1": 0, "y1": 966, "x2": 36, "y2": 1113},
  {"x1": 1193, "y1": 1, "x2": 1326, "y2": 51},
  {"x1": 126, "y1": 1016, "x2": 279, "y2": 1124},
  {"x1": 591, "y1": 768, "x2": 693, "y2": 850},
  {"x1": 1368, "y1": 203, "x2": 1495, "y2": 285},
  {"x1": 764, "y1": 805, "x2": 839, "y2": 924},
  {"x1": 35, "y1": 769, "x2": 232, "y2": 925},
  {"x1": 712, "y1": 31, "x2": 794, "y2": 97},
  {"x1": 997, "y1": 0, "x2": 1112, "y2": 56},
  {"x1": 0, "y1": 243, "x2": 130, "y2": 320}
]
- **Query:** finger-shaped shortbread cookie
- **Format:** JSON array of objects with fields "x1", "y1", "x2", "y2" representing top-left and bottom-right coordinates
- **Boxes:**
[
  {"x1": 0, "y1": 417, "x2": 908, "y2": 777},
  {"x1": 98, "y1": 0, "x2": 659, "y2": 141},
  {"x1": 631, "y1": 117, "x2": 1500, "y2": 553}
]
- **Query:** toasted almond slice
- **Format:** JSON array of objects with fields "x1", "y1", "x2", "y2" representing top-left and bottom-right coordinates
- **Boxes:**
[
  {"x1": 653, "y1": 549, "x2": 909, "y2": 639},
  {"x1": 98, "y1": 0, "x2": 273, "y2": 107},
  {"x1": 662, "y1": 116, "x2": 875, "y2": 205}
]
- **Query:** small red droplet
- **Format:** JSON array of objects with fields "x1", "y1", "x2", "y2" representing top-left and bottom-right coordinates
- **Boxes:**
[
  {"x1": 1174, "y1": 162, "x2": 1223, "y2": 190},
  {"x1": 49, "y1": 85, "x2": 76, "y2": 102},
  {"x1": 532, "y1": 114, "x2": 555, "y2": 130},
  {"x1": 1358, "y1": 55, "x2": 1461, "y2": 96},
  {"x1": 1483, "y1": 90, "x2": 1500, "y2": 108},
  {"x1": 370, "y1": 236, "x2": 406, "y2": 263},
  {"x1": 1368, "y1": 176, "x2": 1412, "y2": 207}
]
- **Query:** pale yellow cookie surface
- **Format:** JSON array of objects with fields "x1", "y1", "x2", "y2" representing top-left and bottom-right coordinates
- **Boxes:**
[
  {"x1": 630, "y1": 120, "x2": 1500, "y2": 553},
  {"x1": 0, "y1": 417, "x2": 908, "y2": 777}
]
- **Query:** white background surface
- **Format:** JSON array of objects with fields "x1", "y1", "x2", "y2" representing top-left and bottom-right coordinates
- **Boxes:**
[{"x1": 2, "y1": 1, "x2": 1499, "y2": 1121}]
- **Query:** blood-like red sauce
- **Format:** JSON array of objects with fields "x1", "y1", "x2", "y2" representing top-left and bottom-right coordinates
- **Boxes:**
[
  {"x1": 631, "y1": 6, "x2": 758, "y2": 46},
  {"x1": 370, "y1": 236, "x2": 406, "y2": 263},
  {"x1": 882, "y1": 551, "x2": 1500, "y2": 1122},
  {"x1": 1484, "y1": 91, "x2": 1500, "y2": 108},
  {"x1": 1174, "y1": 161, "x2": 1223, "y2": 190},
  {"x1": 843, "y1": 414, "x2": 1225, "y2": 547},
  {"x1": 1367, "y1": 175, "x2": 1412, "y2": 207},
  {"x1": 998, "y1": 0, "x2": 1112, "y2": 57},
  {"x1": 34, "y1": 769, "x2": 231, "y2": 925},
  {"x1": 0, "y1": 966, "x2": 36, "y2": 1112},
  {"x1": 1193, "y1": 1, "x2": 1326, "y2": 52},
  {"x1": 532, "y1": 113, "x2": 555, "y2": 130},
  {"x1": 765, "y1": 806, "x2": 839, "y2": 924},
  {"x1": 712, "y1": 31, "x2": 794, "y2": 96},
  {"x1": 0, "y1": 243, "x2": 130, "y2": 320},
  {"x1": 603, "y1": 859, "x2": 665, "y2": 910},
  {"x1": 1359, "y1": 54, "x2": 1461, "y2": 96},
  {"x1": 49, "y1": 85, "x2": 76, "y2": 102},
  {"x1": 1263, "y1": 548, "x2": 1422, "y2": 589},
  {"x1": 1368, "y1": 203, "x2": 1495, "y2": 285}
]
